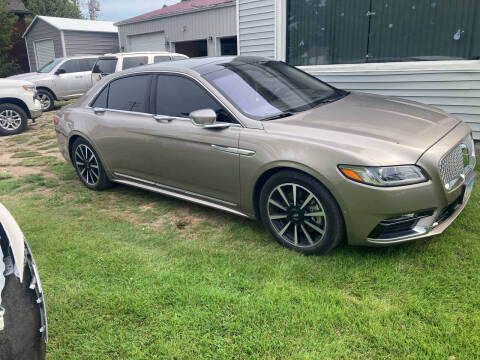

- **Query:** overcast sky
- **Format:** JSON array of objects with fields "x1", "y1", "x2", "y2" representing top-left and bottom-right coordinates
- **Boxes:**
[{"x1": 85, "y1": 0, "x2": 180, "y2": 22}]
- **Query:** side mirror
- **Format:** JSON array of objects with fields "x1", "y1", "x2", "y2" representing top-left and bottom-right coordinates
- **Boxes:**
[
  {"x1": 55, "y1": 68, "x2": 66, "y2": 75},
  {"x1": 190, "y1": 109, "x2": 216, "y2": 126},
  {"x1": 189, "y1": 109, "x2": 230, "y2": 129}
]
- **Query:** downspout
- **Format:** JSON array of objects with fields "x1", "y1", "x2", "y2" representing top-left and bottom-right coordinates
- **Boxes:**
[{"x1": 60, "y1": 30, "x2": 67, "y2": 57}]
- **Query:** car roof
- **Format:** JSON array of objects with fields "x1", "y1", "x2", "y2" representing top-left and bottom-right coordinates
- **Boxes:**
[
  {"x1": 131, "y1": 56, "x2": 271, "y2": 75},
  {"x1": 56, "y1": 55, "x2": 99, "y2": 60},
  {"x1": 101, "y1": 51, "x2": 188, "y2": 58}
]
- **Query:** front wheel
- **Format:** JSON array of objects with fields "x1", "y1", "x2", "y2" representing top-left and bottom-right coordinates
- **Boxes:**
[
  {"x1": 37, "y1": 89, "x2": 54, "y2": 111},
  {"x1": 0, "y1": 103, "x2": 27, "y2": 136},
  {"x1": 72, "y1": 138, "x2": 112, "y2": 190},
  {"x1": 259, "y1": 171, "x2": 345, "y2": 255}
]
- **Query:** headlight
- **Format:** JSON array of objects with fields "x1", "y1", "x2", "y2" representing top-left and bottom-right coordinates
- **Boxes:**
[
  {"x1": 338, "y1": 165, "x2": 428, "y2": 187},
  {"x1": 22, "y1": 84, "x2": 35, "y2": 92}
]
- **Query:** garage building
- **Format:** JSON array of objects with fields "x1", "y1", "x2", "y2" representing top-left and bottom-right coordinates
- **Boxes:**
[
  {"x1": 115, "y1": 0, "x2": 236, "y2": 58},
  {"x1": 23, "y1": 16, "x2": 119, "y2": 71}
]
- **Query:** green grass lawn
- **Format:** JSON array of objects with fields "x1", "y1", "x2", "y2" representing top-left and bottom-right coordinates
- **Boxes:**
[{"x1": 1, "y1": 113, "x2": 480, "y2": 359}]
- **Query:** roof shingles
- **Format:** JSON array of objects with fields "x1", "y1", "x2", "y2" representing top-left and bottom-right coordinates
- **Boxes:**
[{"x1": 116, "y1": 0, "x2": 233, "y2": 25}]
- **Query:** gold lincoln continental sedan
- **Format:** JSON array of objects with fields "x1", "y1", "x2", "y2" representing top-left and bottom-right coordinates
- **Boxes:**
[{"x1": 54, "y1": 56, "x2": 476, "y2": 254}]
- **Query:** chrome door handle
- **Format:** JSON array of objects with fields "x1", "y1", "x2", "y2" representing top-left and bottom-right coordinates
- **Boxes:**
[
  {"x1": 93, "y1": 107, "x2": 106, "y2": 114},
  {"x1": 75, "y1": 76, "x2": 82, "y2": 78},
  {"x1": 153, "y1": 114, "x2": 175, "y2": 122}
]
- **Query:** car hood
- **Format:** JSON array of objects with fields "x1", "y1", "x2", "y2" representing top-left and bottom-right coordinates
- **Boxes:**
[
  {"x1": 262, "y1": 92, "x2": 460, "y2": 165},
  {"x1": 8, "y1": 72, "x2": 52, "y2": 82},
  {"x1": 0, "y1": 79, "x2": 34, "y2": 88}
]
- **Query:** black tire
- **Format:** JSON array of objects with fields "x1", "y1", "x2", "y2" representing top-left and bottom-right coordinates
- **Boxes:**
[
  {"x1": 72, "y1": 138, "x2": 112, "y2": 190},
  {"x1": 0, "y1": 103, "x2": 27, "y2": 136},
  {"x1": 259, "y1": 170, "x2": 345, "y2": 255},
  {"x1": 36, "y1": 89, "x2": 54, "y2": 112}
]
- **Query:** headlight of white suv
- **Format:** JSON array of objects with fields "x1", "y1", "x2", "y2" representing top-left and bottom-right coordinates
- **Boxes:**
[
  {"x1": 338, "y1": 165, "x2": 428, "y2": 187},
  {"x1": 22, "y1": 84, "x2": 35, "y2": 93}
]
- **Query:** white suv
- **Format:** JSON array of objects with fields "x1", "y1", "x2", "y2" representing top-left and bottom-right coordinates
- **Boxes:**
[
  {"x1": 0, "y1": 79, "x2": 42, "y2": 136},
  {"x1": 91, "y1": 51, "x2": 188, "y2": 84},
  {"x1": 9, "y1": 55, "x2": 99, "y2": 111}
]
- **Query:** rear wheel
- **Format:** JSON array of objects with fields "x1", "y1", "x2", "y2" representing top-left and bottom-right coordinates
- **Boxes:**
[
  {"x1": 0, "y1": 103, "x2": 27, "y2": 136},
  {"x1": 72, "y1": 138, "x2": 112, "y2": 190},
  {"x1": 37, "y1": 89, "x2": 54, "y2": 111},
  {"x1": 259, "y1": 171, "x2": 344, "y2": 255}
]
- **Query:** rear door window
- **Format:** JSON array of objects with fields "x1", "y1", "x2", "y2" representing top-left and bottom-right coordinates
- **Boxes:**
[
  {"x1": 153, "y1": 56, "x2": 171, "y2": 63},
  {"x1": 91, "y1": 86, "x2": 108, "y2": 108},
  {"x1": 107, "y1": 75, "x2": 152, "y2": 113},
  {"x1": 92, "y1": 58, "x2": 118, "y2": 75},
  {"x1": 79, "y1": 58, "x2": 97, "y2": 72},
  {"x1": 122, "y1": 56, "x2": 148, "y2": 70}
]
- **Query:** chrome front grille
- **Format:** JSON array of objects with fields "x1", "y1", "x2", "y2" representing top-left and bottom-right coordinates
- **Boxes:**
[{"x1": 439, "y1": 134, "x2": 476, "y2": 189}]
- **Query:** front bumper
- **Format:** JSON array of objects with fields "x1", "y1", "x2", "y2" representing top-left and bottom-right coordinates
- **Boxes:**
[
  {"x1": 30, "y1": 99, "x2": 42, "y2": 119},
  {"x1": 342, "y1": 123, "x2": 475, "y2": 246}
]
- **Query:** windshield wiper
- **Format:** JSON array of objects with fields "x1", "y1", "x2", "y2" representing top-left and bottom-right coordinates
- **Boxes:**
[
  {"x1": 311, "y1": 90, "x2": 348, "y2": 108},
  {"x1": 262, "y1": 112, "x2": 294, "y2": 121}
]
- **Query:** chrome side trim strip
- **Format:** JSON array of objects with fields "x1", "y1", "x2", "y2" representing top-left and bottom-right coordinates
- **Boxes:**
[
  {"x1": 114, "y1": 172, "x2": 239, "y2": 208},
  {"x1": 211, "y1": 144, "x2": 255, "y2": 157},
  {"x1": 113, "y1": 178, "x2": 248, "y2": 218}
]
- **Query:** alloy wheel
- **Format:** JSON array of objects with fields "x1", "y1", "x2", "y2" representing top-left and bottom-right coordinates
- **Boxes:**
[
  {"x1": 267, "y1": 183, "x2": 327, "y2": 248},
  {"x1": 74, "y1": 144, "x2": 100, "y2": 186},
  {"x1": 0, "y1": 109, "x2": 22, "y2": 131},
  {"x1": 38, "y1": 94, "x2": 51, "y2": 110}
]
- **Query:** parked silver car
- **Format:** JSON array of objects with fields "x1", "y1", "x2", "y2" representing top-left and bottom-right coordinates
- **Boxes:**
[
  {"x1": 55, "y1": 57, "x2": 475, "y2": 254},
  {"x1": 9, "y1": 55, "x2": 99, "y2": 111}
]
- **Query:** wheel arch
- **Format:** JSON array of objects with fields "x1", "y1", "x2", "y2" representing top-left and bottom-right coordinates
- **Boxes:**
[
  {"x1": 0, "y1": 98, "x2": 30, "y2": 118},
  {"x1": 251, "y1": 163, "x2": 347, "y2": 223},
  {"x1": 67, "y1": 132, "x2": 112, "y2": 178},
  {"x1": 36, "y1": 87, "x2": 57, "y2": 101}
]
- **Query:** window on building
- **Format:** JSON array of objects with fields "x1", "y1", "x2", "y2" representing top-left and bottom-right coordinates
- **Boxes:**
[
  {"x1": 107, "y1": 75, "x2": 151, "y2": 113},
  {"x1": 286, "y1": 0, "x2": 480, "y2": 66}
]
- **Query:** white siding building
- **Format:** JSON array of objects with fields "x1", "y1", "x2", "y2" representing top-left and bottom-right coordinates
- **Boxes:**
[{"x1": 237, "y1": 0, "x2": 480, "y2": 140}]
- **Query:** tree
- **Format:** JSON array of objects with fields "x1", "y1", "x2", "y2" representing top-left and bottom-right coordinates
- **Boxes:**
[
  {"x1": 23, "y1": 0, "x2": 83, "y2": 19},
  {"x1": 88, "y1": 0, "x2": 99, "y2": 20},
  {"x1": 0, "y1": 0, "x2": 19, "y2": 77}
]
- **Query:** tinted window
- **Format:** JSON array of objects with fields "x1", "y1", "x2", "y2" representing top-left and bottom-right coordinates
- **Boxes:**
[
  {"x1": 91, "y1": 86, "x2": 108, "y2": 108},
  {"x1": 153, "y1": 56, "x2": 171, "y2": 63},
  {"x1": 79, "y1": 58, "x2": 97, "y2": 71},
  {"x1": 203, "y1": 60, "x2": 341, "y2": 120},
  {"x1": 92, "y1": 58, "x2": 117, "y2": 74},
  {"x1": 59, "y1": 59, "x2": 81, "y2": 73},
  {"x1": 108, "y1": 75, "x2": 151, "y2": 113},
  {"x1": 122, "y1": 56, "x2": 148, "y2": 70},
  {"x1": 156, "y1": 75, "x2": 235, "y2": 123}
]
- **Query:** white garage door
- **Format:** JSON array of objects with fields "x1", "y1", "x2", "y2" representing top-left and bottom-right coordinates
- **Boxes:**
[
  {"x1": 129, "y1": 32, "x2": 166, "y2": 52},
  {"x1": 34, "y1": 39, "x2": 55, "y2": 70}
]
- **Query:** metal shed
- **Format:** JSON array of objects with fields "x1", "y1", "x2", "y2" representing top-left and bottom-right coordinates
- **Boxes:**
[
  {"x1": 237, "y1": 0, "x2": 480, "y2": 140},
  {"x1": 23, "y1": 16, "x2": 120, "y2": 71},
  {"x1": 115, "y1": 0, "x2": 236, "y2": 58}
]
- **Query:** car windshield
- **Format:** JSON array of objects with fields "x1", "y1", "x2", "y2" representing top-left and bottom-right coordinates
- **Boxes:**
[
  {"x1": 203, "y1": 60, "x2": 346, "y2": 120},
  {"x1": 38, "y1": 59, "x2": 62, "y2": 73}
]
